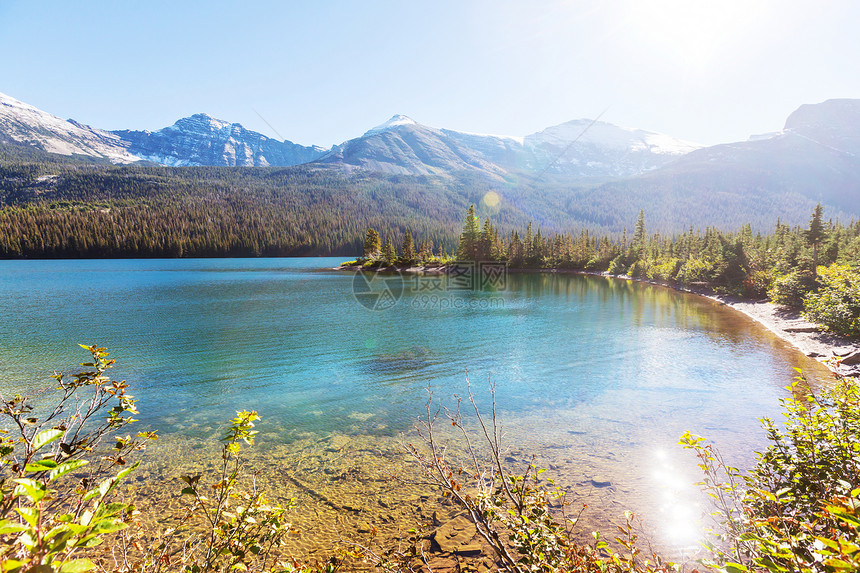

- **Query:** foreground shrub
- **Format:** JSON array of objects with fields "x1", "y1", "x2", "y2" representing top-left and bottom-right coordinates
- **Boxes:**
[
  {"x1": 0, "y1": 347, "x2": 336, "y2": 573},
  {"x1": 606, "y1": 255, "x2": 627, "y2": 276},
  {"x1": 647, "y1": 258, "x2": 682, "y2": 282},
  {"x1": 768, "y1": 270, "x2": 817, "y2": 308},
  {"x1": 742, "y1": 269, "x2": 775, "y2": 299},
  {"x1": 6, "y1": 347, "x2": 860, "y2": 573},
  {"x1": 628, "y1": 260, "x2": 649, "y2": 279},
  {"x1": 675, "y1": 257, "x2": 716, "y2": 285},
  {"x1": 681, "y1": 373, "x2": 860, "y2": 572},
  {"x1": 0, "y1": 345, "x2": 150, "y2": 573},
  {"x1": 803, "y1": 264, "x2": 860, "y2": 337}
]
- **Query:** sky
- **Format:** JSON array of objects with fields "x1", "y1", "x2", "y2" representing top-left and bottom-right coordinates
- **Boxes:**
[{"x1": 1, "y1": 0, "x2": 859, "y2": 148}]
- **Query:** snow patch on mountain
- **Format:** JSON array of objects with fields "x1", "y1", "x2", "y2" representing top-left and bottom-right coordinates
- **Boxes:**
[
  {"x1": 748, "y1": 131, "x2": 780, "y2": 142},
  {"x1": 447, "y1": 129, "x2": 525, "y2": 145},
  {"x1": 364, "y1": 114, "x2": 418, "y2": 136},
  {"x1": 165, "y1": 113, "x2": 232, "y2": 133},
  {"x1": 0, "y1": 91, "x2": 141, "y2": 163}
]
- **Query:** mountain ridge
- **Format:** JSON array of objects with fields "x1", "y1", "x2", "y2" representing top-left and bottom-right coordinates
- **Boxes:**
[
  {"x1": 315, "y1": 113, "x2": 700, "y2": 180},
  {"x1": 0, "y1": 91, "x2": 703, "y2": 179},
  {"x1": 1, "y1": 91, "x2": 859, "y2": 234},
  {"x1": 112, "y1": 113, "x2": 328, "y2": 167}
]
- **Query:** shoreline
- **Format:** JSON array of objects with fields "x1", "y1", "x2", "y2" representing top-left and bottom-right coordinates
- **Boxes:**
[
  {"x1": 632, "y1": 276, "x2": 860, "y2": 378},
  {"x1": 339, "y1": 263, "x2": 860, "y2": 377}
]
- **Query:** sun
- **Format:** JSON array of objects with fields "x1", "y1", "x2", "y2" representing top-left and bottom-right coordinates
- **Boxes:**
[{"x1": 622, "y1": 0, "x2": 769, "y2": 69}]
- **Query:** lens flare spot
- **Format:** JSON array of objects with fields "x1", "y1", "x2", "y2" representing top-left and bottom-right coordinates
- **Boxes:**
[{"x1": 482, "y1": 191, "x2": 501, "y2": 209}]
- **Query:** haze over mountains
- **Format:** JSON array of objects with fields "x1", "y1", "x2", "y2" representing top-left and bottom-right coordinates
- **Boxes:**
[
  {"x1": 597, "y1": 98, "x2": 860, "y2": 220},
  {"x1": 317, "y1": 114, "x2": 700, "y2": 180},
  {"x1": 2, "y1": 89, "x2": 859, "y2": 234}
]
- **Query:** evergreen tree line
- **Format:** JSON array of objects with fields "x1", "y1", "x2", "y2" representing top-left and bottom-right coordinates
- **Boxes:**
[
  {"x1": 368, "y1": 204, "x2": 860, "y2": 283},
  {"x1": 0, "y1": 157, "x2": 608, "y2": 259}
]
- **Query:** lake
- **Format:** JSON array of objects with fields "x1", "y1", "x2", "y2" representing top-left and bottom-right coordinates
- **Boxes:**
[{"x1": 0, "y1": 258, "x2": 831, "y2": 560}]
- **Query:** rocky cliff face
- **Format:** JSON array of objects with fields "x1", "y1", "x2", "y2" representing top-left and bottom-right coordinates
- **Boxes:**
[{"x1": 113, "y1": 114, "x2": 327, "y2": 167}]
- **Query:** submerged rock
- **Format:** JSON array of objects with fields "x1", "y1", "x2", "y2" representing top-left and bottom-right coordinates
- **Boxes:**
[{"x1": 432, "y1": 515, "x2": 482, "y2": 555}]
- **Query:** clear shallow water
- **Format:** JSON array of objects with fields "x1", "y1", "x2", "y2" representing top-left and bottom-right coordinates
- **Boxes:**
[{"x1": 0, "y1": 258, "x2": 831, "y2": 556}]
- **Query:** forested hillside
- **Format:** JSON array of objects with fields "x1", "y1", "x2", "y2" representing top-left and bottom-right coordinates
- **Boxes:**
[{"x1": 0, "y1": 150, "x2": 595, "y2": 257}]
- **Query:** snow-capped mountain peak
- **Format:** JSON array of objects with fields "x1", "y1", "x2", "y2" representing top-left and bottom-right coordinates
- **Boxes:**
[
  {"x1": 364, "y1": 114, "x2": 418, "y2": 136},
  {"x1": 163, "y1": 113, "x2": 237, "y2": 135},
  {"x1": 0, "y1": 91, "x2": 706, "y2": 179},
  {"x1": 112, "y1": 113, "x2": 327, "y2": 167}
]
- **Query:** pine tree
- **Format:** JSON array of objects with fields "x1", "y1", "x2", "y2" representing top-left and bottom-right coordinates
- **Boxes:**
[
  {"x1": 382, "y1": 238, "x2": 397, "y2": 264},
  {"x1": 364, "y1": 228, "x2": 381, "y2": 258},
  {"x1": 480, "y1": 218, "x2": 495, "y2": 261},
  {"x1": 805, "y1": 203, "x2": 826, "y2": 274},
  {"x1": 633, "y1": 209, "x2": 646, "y2": 257},
  {"x1": 401, "y1": 229, "x2": 416, "y2": 262},
  {"x1": 524, "y1": 223, "x2": 533, "y2": 262},
  {"x1": 457, "y1": 205, "x2": 481, "y2": 261}
]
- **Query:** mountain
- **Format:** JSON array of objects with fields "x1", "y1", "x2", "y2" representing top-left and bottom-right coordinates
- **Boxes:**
[
  {"x1": 585, "y1": 99, "x2": 860, "y2": 229},
  {"x1": 315, "y1": 114, "x2": 700, "y2": 180},
  {"x1": 784, "y1": 98, "x2": 860, "y2": 155},
  {"x1": 0, "y1": 91, "x2": 699, "y2": 178},
  {"x1": 112, "y1": 114, "x2": 327, "y2": 167},
  {"x1": 0, "y1": 91, "x2": 140, "y2": 163},
  {"x1": 0, "y1": 91, "x2": 327, "y2": 167},
  {"x1": 2, "y1": 91, "x2": 859, "y2": 235},
  {"x1": 316, "y1": 115, "x2": 513, "y2": 177},
  {"x1": 519, "y1": 120, "x2": 700, "y2": 178}
]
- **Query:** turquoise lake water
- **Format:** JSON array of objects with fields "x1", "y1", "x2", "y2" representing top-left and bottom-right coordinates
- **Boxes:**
[{"x1": 0, "y1": 257, "x2": 831, "y2": 554}]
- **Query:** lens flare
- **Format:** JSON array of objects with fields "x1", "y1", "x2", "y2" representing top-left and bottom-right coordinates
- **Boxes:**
[{"x1": 482, "y1": 191, "x2": 501, "y2": 209}]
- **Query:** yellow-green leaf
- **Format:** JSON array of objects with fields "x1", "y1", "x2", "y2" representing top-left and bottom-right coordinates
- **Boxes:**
[
  {"x1": 59, "y1": 559, "x2": 96, "y2": 573},
  {"x1": 33, "y1": 428, "x2": 64, "y2": 452}
]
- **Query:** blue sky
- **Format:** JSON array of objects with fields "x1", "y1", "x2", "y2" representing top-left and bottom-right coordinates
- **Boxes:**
[{"x1": 2, "y1": 0, "x2": 859, "y2": 147}]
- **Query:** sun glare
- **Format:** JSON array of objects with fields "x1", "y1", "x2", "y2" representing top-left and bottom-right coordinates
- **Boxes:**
[
  {"x1": 649, "y1": 447, "x2": 703, "y2": 550},
  {"x1": 623, "y1": 0, "x2": 769, "y2": 69}
]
